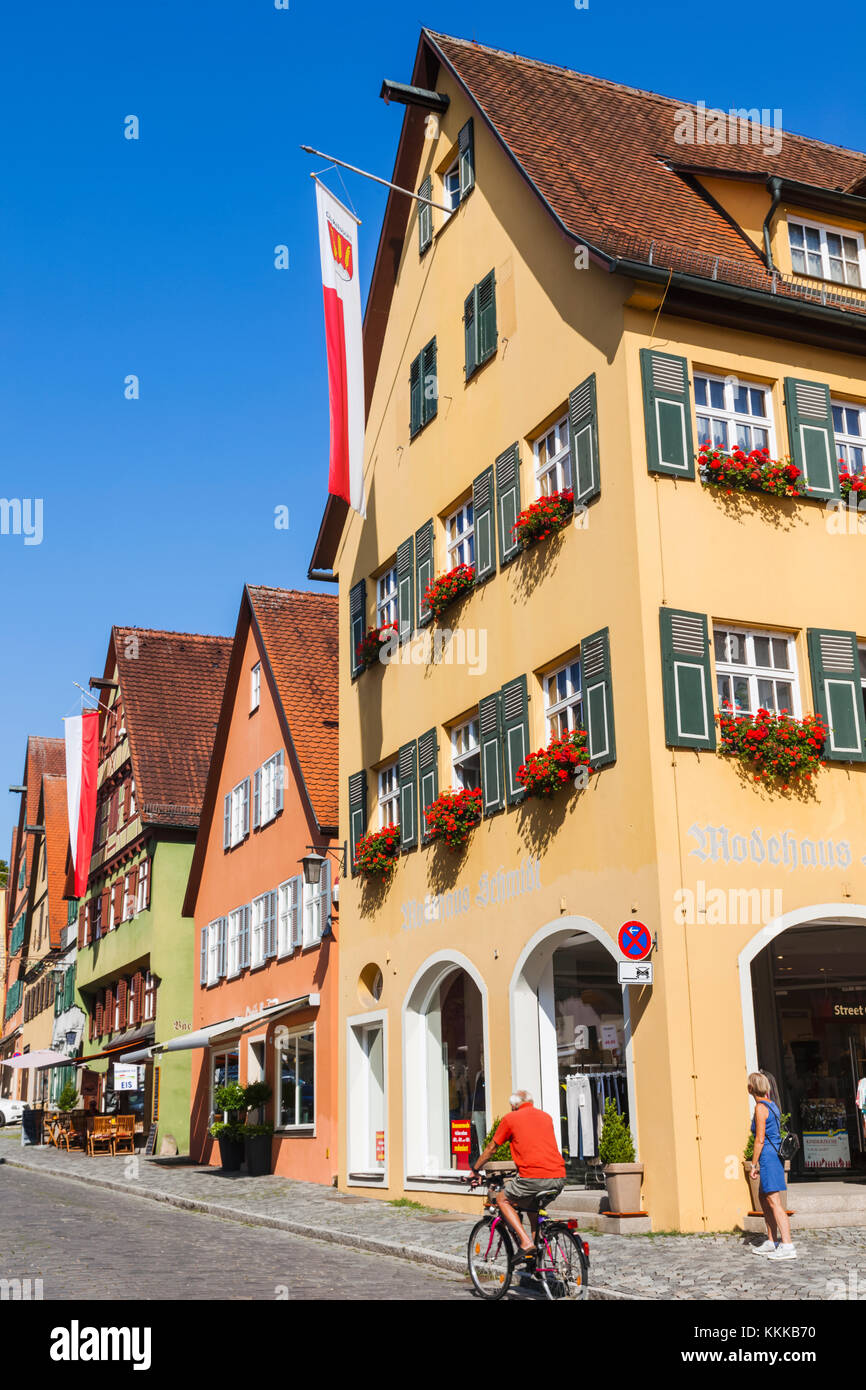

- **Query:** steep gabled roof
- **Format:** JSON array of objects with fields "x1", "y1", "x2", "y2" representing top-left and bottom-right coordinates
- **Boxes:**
[
  {"x1": 182, "y1": 586, "x2": 338, "y2": 917},
  {"x1": 20, "y1": 737, "x2": 65, "y2": 880},
  {"x1": 111, "y1": 628, "x2": 233, "y2": 830},
  {"x1": 247, "y1": 587, "x2": 339, "y2": 829}
]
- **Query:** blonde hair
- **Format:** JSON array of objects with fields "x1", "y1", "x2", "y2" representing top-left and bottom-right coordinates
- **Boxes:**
[{"x1": 748, "y1": 1072, "x2": 771, "y2": 1096}]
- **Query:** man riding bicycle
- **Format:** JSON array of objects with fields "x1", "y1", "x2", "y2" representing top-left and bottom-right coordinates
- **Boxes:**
[{"x1": 467, "y1": 1089, "x2": 566, "y2": 1268}]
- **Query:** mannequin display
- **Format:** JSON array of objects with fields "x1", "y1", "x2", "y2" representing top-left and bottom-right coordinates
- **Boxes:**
[{"x1": 470, "y1": 1063, "x2": 487, "y2": 1157}]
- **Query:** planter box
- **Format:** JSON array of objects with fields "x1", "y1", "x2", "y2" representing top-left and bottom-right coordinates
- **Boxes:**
[
  {"x1": 603, "y1": 1162, "x2": 644, "y2": 1214},
  {"x1": 244, "y1": 1133, "x2": 273, "y2": 1178},
  {"x1": 217, "y1": 1134, "x2": 244, "y2": 1173}
]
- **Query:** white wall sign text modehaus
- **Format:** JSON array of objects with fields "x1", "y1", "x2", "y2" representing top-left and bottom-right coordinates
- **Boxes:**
[{"x1": 687, "y1": 821, "x2": 854, "y2": 870}]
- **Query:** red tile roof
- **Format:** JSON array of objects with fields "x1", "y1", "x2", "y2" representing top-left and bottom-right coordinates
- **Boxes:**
[
  {"x1": 113, "y1": 628, "x2": 233, "y2": 829},
  {"x1": 39, "y1": 774, "x2": 69, "y2": 948},
  {"x1": 247, "y1": 587, "x2": 339, "y2": 829},
  {"x1": 428, "y1": 31, "x2": 866, "y2": 277},
  {"x1": 21, "y1": 737, "x2": 65, "y2": 880}
]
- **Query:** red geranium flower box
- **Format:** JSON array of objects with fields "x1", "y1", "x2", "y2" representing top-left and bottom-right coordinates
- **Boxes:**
[
  {"x1": 356, "y1": 624, "x2": 396, "y2": 671},
  {"x1": 716, "y1": 703, "x2": 827, "y2": 788},
  {"x1": 838, "y1": 466, "x2": 866, "y2": 500},
  {"x1": 698, "y1": 443, "x2": 804, "y2": 498},
  {"x1": 423, "y1": 564, "x2": 475, "y2": 625},
  {"x1": 516, "y1": 727, "x2": 592, "y2": 798},
  {"x1": 355, "y1": 824, "x2": 401, "y2": 879},
  {"x1": 512, "y1": 489, "x2": 574, "y2": 549},
  {"x1": 424, "y1": 787, "x2": 483, "y2": 850}
]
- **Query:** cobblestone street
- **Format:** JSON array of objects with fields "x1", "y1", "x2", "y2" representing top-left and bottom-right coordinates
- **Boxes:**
[{"x1": 3, "y1": 1134, "x2": 865, "y2": 1299}]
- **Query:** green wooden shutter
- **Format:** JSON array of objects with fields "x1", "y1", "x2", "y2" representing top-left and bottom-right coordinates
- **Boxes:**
[
  {"x1": 464, "y1": 287, "x2": 477, "y2": 379},
  {"x1": 569, "y1": 373, "x2": 601, "y2": 504},
  {"x1": 418, "y1": 176, "x2": 432, "y2": 254},
  {"x1": 409, "y1": 354, "x2": 422, "y2": 438},
  {"x1": 348, "y1": 771, "x2": 367, "y2": 875},
  {"x1": 349, "y1": 579, "x2": 366, "y2": 677},
  {"x1": 418, "y1": 728, "x2": 439, "y2": 839},
  {"x1": 458, "y1": 118, "x2": 475, "y2": 199},
  {"x1": 472, "y1": 466, "x2": 495, "y2": 581},
  {"x1": 421, "y1": 337, "x2": 437, "y2": 425},
  {"x1": 397, "y1": 536, "x2": 414, "y2": 644},
  {"x1": 415, "y1": 519, "x2": 434, "y2": 628},
  {"x1": 784, "y1": 378, "x2": 840, "y2": 500},
  {"x1": 580, "y1": 628, "x2": 617, "y2": 767},
  {"x1": 477, "y1": 270, "x2": 497, "y2": 366},
  {"x1": 398, "y1": 741, "x2": 418, "y2": 849},
  {"x1": 807, "y1": 629, "x2": 866, "y2": 762},
  {"x1": 659, "y1": 608, "x2": 716, "y2": 750},
  {"x1": 495, "y1": 443, "x2": 521, "y2": 566},
  {"x1": 640, "y1": 349, "x2": 694, "y2": 478},
  {"x1": 501, "y1": 675, "x2": 529, "y2": 803},
  {"x1": 480, "y1": 691, "x2": 504, "y2": 814}
]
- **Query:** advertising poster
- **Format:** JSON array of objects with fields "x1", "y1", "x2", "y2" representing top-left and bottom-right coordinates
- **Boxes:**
[
  {"x1": 451, "y1": 1120, "x2": 472, "y2": 1170},
  {"x1": 801, "y1": 1098, "x2": 851, "y2": 1170}
]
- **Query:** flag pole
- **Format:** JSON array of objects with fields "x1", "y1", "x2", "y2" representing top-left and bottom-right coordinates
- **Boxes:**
[
  {"x1": 72, "y1": 681, "x2": 112, "y2": 715},
  {"x1": 300, "y1": 145, "x2": 452, "y2": 213}
]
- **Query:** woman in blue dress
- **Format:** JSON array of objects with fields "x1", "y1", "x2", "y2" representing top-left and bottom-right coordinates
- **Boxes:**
[{"x1": 748, "y1": 1072, "x2": 796, "y2": 1260}]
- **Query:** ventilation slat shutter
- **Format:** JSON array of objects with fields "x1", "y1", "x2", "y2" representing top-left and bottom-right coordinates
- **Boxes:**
[
  {"x1": 784, "y1": 378, "x2": 839, "y2": 500},
  {"x1": 659, "y1": 609, "x2": 716, "y2": 750},
  {"x1": 348, "y1": 771, "x2": 367, "y2": 875},
  {"x1": 418, "y1": 728, "x2": 439, "y2": 840},
  {"x1": 480, "y1": 692, "x2": 504, "y2": 814},
  {"x1": 418, "y1": 175, "x2": 432, "y2": 254},
  {"x1": 807, "y1": 628, "x2": 866, "y2": 762},
  {"x1": 501, "y1": 675, "x2": 530, "y2": 803},
  {"x1": 349, "y1": 579, "x2": 366, "y2": 678},
  {"x1": 397, "y1": 536, "x2": 414, "y2": 644},
  {"x1": 640, "y1": 349, "x2": 694, "y2": 477},
  {"x1": 415, "y1": 520, "x2": 434, "y2": 628},
  {"x1": 398, "y1": 741, "x2": 418, "y2": 850},
  {"x1": 458, "y1": 118, "x2": 475, "y2": 199},
  {"x1": 472, "y1": 466, "x2": 495, "y2": 582},
  {"x1": 495, "y1": 443, "x2": 521, "y2": 566},
  {"x1": 569, "y1": 373, "x2": 601, "y2": 505},
  {"x1": 421, "y1": 338, "x2": 437, "y2": 426},
  {"x1": 581, "y1": 628, "x2": 617, "y2": 767}
]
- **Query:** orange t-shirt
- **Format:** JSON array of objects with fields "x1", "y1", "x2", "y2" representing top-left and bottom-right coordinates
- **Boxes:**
[{"x1": 493, "y1": 1103, "x2": 566, "y2": 1179}]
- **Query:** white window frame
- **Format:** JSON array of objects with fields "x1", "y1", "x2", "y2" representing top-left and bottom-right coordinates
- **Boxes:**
[
  {"x1": 277, "y1": 877, "x2": 302, "y2": 957},
  {"x1": 227, "y1": 908, "x2": 244, "y2": 978},
  {"x1": 378, "y1": 761, "x2": 400, "y2": 829},
  {"x1": 832, "y1": 398, "x2": 866, "y2": 475},
  {"x1": 250, "y1": 662, "x2": 261, "y2": 712},
  {"x1": 451, "y1": 716, "x2": 481, "y2": 791},
  {"x1": 135, "y1": 859, "x2": 149, "y2": 914},
  {"x1": 250, "y1": 895, "x2": 267, "y2": 969},
  {"x1": 275, "y1": 1024, "x2": 316, "y2": 1131},
  {"x1": 376, "y1": 566, "x2": 398, "y2": 628},
  {"x1": 122, "y1": 873, "x2": 134, "y2": 922},
  {"x1": 533, "y1": 414, "x2": 572, "y2": 497},
  {"x1": 206, "y1": 921, "x2": 221, "y2": 986},
  {"x1": 302, "y1": 858, "x2": 331, "y2": 948},
  {"x1": 788, "y1": 216, "x2": 865, "y2": 288},
  {"x1": 142, "y1": 971, "x2": 156, "y2": 1022},
  {"x1": 543, "y1": 658, "x2": 583, "y2": 739},
  {"x1": 228, "y1": 779, "x2": 248, "y2": 847},
  {"x1": 694, "y1": 372, "x2": 776, "y2": 455},
  {"x1": 128, "y1": 779, "x2": 136, "y2": 818},
  {"x1": 441, "y1": 159, "x2": 460, "y2": 222},
  {"x1": 713, "y1": 626, "x2": 801, "y2": 717},
  {"x1": 446, "y1": 501, "x2": 475, "y2": 569},
  {"x1": 259, "y1": 752, "x2": 282, "y2": 827}
]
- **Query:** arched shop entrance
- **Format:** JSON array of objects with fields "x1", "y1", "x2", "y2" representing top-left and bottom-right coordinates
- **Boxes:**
[
  {"x1": 403, "y1": 953, "x2": 490, "y2": 1181},
  {"x1": 512, "y1": 919, "x2": 636, "y2": 1185},
  {"x1": 745, "y1": 914, "x2": 866, "y2": 1181}
]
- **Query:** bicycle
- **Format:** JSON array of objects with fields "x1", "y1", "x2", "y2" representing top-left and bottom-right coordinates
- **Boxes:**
[{"x1": 466, "y1": 1170, "x2": 590, "y2": 1301}]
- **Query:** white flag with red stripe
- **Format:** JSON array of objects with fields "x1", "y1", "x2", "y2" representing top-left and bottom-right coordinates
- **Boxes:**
[
  {"x1": 316, "y1": 180, "x2": 365, "y2": 516},
  {"x1": 64, "y1": 710, "x2": 99, "y2": 897}
]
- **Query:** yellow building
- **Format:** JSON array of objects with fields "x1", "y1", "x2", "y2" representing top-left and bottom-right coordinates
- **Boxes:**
[{"x1": 311, "y1": 31, "x2": 866, "y2": 1232}]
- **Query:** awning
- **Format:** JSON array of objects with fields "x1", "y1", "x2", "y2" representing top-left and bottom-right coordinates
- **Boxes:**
[
  {"x1": 2, "y1": 1048, "x2": 70, "y2": 1071},
  {"x1": 75, "y1": 1025, "x2": 155, "y2": 1065},
  {"x1": 157, "y1": 995, "x2": 320, "y2": 1054},
  {"x1": 117, "y1": 1047, "x2": 154, "y2": 1064}
]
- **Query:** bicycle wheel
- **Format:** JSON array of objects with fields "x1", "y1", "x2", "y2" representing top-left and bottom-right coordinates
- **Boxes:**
[
  {"x1": 467, "y1": 1217, "x2": 515, "y2": 1300},
  {"x1": 536, "y1": 1225, "x2": 589, "y2": 1300}
]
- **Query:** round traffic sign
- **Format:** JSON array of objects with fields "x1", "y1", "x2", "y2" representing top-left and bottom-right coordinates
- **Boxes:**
[{"x1": 618, "y1": 920, "x2": 652, "y2": 961}]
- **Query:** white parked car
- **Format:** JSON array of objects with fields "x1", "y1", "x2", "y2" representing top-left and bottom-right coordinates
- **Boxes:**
[{"x1": 0, "y1": 1098, "x2": 26, "y2": 1127}]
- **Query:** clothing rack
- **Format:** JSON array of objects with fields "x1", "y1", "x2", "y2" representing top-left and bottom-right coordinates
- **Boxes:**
[{"x1": 568, "y1": 1065, "x2": 626, "y2": 1075}]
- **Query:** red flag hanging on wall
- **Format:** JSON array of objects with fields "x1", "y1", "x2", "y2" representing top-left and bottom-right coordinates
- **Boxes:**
[
  {"x1": 315, "y1": 179, "x2": 366, "y2": 517},
  {"x1": 64, "y1": 709, "x2": 99, "y2": 897}
]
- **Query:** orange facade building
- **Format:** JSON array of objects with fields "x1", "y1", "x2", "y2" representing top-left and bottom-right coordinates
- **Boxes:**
[{"x1": 182, "y1": 586, "x2": 339, "y2": 1182}]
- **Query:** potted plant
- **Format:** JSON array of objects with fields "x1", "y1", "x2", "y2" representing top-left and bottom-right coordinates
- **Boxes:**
[
  {"x1": 423, "y1": 564, "x2": 475, "y2": 624},
  {"x1": 516, "y1": 727, "x2": 592, "y2": 798},
  {"x1": 716, "y1": 703, "x2": 827, "y2": 789},
  {"x1": 355, "y1": 824, "x2": 400, "y2": 880},
  {"x1": 242, "y1": 1081, "x2": 274, "y2": 1177},
  {"x1": 424, "y1": 787, "x2": 483, "y2": 850},
  {"x1": 56, "y1": 1080, "x2": 78, "y2": 1113},
  {"x1": 697, "y1": 443, "x2": 804, "y2": 498},
  {"x1": 210, "y1": 1081, "x2": 246, "y2": 1171},
  {"x1": 482, "y1": 1117, "x2": 513, "y2": 1172},
  {"x1": 512, "y1": 489, "x2": 574, "y2": 549},
  {"x1": 356, "y1": 623, "x2": 397, "y2": 671},
  {"x1": 599, "y1": 1100, "x2": 643, "y2": 1213}
]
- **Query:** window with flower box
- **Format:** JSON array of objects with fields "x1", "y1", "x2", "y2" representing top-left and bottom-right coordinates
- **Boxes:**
[
  {"x1": 376, "y1": 566, "x2": 398, "y2": 628},
  {"x1": 788, "y1": 218, "x2": 864, "y2": 287},
  {"x1": 694, "y1": 374, "x2": 774, "y2": 453},
  {"x1": 452, "y1": 717, "x2": 481, "y2": 791},
  {"x1": 713, "y1": 627, "x2": 800, "y2": 717},
  {"x1": 378, "y1": 761, "x2": 400, "y2": 829},
  {"x1": 543, "y1": 658, "x2": 583, "y2": 738},
  {"x1": 446, "y1": 501, "x2": 474, "y2": 569},
  {"x1": 832, "y1": 400, "x2": 866, "y2": 474},
  {"x1": 533, "y1": 414, "x2": 572, "y2": 497}
]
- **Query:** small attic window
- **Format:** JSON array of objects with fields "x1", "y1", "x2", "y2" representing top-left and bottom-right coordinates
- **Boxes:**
[
  {"x1": 251, "y1": 662, "x2": 261, "y2": 713},
  {"x1": 788, "y1": 217, "x2": 863, "y2": 287}
]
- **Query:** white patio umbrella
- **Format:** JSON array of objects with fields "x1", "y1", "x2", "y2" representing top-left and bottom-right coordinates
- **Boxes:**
[{"x1": 2, "y1": 1049, "x2": 71, "y2": 1070}]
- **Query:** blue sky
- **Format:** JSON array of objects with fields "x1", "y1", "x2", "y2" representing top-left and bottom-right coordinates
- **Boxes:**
[{"x1": 1, "y1": 0, "x2": 864, "y2": 856}]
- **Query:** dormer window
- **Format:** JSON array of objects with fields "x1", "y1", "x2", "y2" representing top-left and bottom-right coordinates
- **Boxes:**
[{"x1": 788, "y1": 218, "x2": 863, "y2": 287}]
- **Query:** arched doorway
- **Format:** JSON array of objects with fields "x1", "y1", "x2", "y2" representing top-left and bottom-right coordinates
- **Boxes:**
[
  {"x1": 511, "y1": 918, "x2": 635, "y2": 1184},
  {"x1": 742, "y1": 910, "x2": 866, "y2": 1181},
  {"x1": 403, "y1": 953, "x2": 489, "y2": 1181}
]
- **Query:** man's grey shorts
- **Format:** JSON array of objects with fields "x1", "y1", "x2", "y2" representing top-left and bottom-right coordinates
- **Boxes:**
[{"x1": 503, "y1": 1176, "x2": 566, "y2": 1210}]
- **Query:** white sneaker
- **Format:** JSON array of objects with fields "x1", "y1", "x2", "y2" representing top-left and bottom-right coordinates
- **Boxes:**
[
  {"x1": 767, "y1": 1243, "x2": 797, "y2": 1260},
  {"x1": 750, "y1": 1238, "x2": 779, "y2": 1255}
]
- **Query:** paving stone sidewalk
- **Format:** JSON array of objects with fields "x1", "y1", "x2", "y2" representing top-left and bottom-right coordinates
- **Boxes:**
[{"x1": 2, "y1": 1132, "x2": 864, "y2": 1299}]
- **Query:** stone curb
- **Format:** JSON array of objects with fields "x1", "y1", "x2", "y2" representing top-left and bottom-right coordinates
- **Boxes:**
[{"x1": 1, "y1": 1153, "x2": 638, "y2": 1300}]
